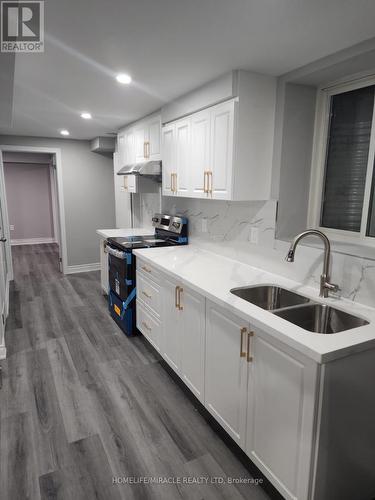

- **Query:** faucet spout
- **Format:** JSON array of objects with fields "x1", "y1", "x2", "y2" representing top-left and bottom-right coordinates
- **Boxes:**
[{"x1": 286, "y1": 229, "x2": 339, "y2": 298}]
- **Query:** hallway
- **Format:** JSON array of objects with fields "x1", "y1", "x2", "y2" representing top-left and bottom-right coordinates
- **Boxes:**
[{"x1": 0, "y1": 244, "x2": 270, "y2": 500}]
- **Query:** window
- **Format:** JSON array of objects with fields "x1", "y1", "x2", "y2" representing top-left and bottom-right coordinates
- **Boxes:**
[{"x1": 311, "y1": 79, "x2": 375, "y2": 246}]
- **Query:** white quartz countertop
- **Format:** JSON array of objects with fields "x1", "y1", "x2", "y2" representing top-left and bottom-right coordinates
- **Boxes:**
[
  {"x1": 96, "y1": 227, "x2": 154, "y2": 239},
  {"x1": 133, "y1": 245, "x2": 375, "y2": 363}
]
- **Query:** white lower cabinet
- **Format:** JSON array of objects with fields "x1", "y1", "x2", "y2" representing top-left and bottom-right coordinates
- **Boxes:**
[
  {"x1": 137, "y1": 263, "x2": 319, "y2": 500},
  {"x1": 205, "y1": 300, "x2": 318, "y2": 500},
  {"x1": 245, "y1": 332, "x2": 318, "y2": 500},
  {"x1": 162, "y1": 276, "x2": 183, "y2": 373},
  {"x1": 162, "y1": 276, "x2": 205, "y2": 402},
  {"x1": 205, "y1": 301, "x2": 249, "y2": 446}
]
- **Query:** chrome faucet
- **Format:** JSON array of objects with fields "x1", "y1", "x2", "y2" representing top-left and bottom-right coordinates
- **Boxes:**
[{"x1": 286, "y1": 229, "x2": 339, "y2": 298}]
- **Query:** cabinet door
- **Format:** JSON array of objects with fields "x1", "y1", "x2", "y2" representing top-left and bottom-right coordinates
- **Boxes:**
[
  {"x1": 161, "y1": 123, "x2": 175, "y2": 196},
  {"x1": 113, "y1": 152, "x2": 131, "y2": 228},
  {"x1": 175, "y1": 118, "x2": 191, "y2": 197},
  {"x1": 134, "y1": 126, "x2": 146, "y2": 163},
  {"x1": 125, "y1": 130, "x2": 136, "y2": 164},
  {"x1": 191, "y1": 109, "x2": 211, "y2": 198},
  {"x1": 162, "y1": 276, "x2": 182, "y2": 373},
  {"x1": 117, "y1": 133, "x2": 126, "y2": 167},
  {"x1": 179, "y1": 286, "x2": 205, "y2": 402},
  {"x1": 210, "y1": 100, "x2": 234, "y2": 200},
  {"x1": 205, "y1": 301, "x2": 248, "y2": 446},
  {"x1": 246, "y1": 330, "x2": 318, "y2": 500},
  {"x1": 147, "y1": 117, "x2": 161, "y2": 160}
]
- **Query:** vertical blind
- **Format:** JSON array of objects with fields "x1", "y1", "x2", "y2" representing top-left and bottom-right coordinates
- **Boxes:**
[{"x1": 321, "y1": 85, "x2": 375, "y2": 232}]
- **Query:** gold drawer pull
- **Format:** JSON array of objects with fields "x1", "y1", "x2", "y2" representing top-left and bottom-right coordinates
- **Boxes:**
[
  {"x1": 175, "y1": 285, "x2": 179, "y2": 309},
  {"x1": 177, "y1": 287, "x2": 183, "y2": 311},
  {"x1": 123, "y1": 176, "x2": 128, "y2": 190},
  {"x1": 247, "y1": 331, "x2": 254, "y2": 362},
  {"x1": 208, "y1": 171, "x2": 213, "y2": 195},
  {"x1": 240, "y1": 327, "x2": 247, "y2": 358},
  {"x1": 141, "y1": 265, "x2": 152, "y2": 273},
  {"x1": 142, "y1": 321, "x2": 151, "y2": 332},
  {"x1": 142, "y1": 290, "x2": 152, "y2": 299}
]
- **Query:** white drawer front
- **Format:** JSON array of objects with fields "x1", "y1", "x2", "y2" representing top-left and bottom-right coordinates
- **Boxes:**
[
  {"x1": 136, "y1": 258, "x2": 161, "y2": 282},
  {"x1": 136, "y1": 301, "x2": 161, "y2": 352},
  {"x1": 136, "y1": 272, "x2": 161, "y2": 318}
]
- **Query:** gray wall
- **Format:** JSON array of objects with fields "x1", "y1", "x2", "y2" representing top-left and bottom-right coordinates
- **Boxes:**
[
  {"x1": 275, "y1": 83, "x2": 317, "y2": 240},
  {"x1": 0, "y1": 135, "x2": 115, "y2": 267},
  {"x1": 4, "y1": 162, "x2": 54, "y2": 241}
]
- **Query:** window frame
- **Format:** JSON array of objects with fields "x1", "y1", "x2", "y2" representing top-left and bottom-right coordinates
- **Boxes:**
[{"x1": 308, "y1": 75, "x2": 375, "y2": 248}]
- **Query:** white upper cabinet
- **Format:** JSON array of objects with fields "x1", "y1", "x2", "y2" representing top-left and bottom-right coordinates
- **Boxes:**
[
  {"x1": 210, "y1": 100, "x2": 234, "y2": 200},
  {"x1": 175, "y1": 118, "x2": 190, "y2": 197},
  {"x1": 161, "y1": 70, "x2": 276, "y2": 201},
  {"x1": 116, "y1": 113, "x2": 161, "y2": 196},
  {"x1": 148, "y1": 116, "x2": 161, "y2": 160},
  {"x1": 190, "y1": 109, "x2": 211, "y2": 198},
  {"x1": 162, "y1": 123, "x2": 176, "y2": 196}
]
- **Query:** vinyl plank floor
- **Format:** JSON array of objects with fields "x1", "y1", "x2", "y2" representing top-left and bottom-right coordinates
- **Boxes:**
[{"x1": 0, "y1": 244, "x2": 273, "y2": 500}]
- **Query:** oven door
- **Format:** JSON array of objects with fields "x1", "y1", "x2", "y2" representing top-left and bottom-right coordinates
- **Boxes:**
[{"x1": 107, "y1": 244, "x2": 135, "y2": 299}]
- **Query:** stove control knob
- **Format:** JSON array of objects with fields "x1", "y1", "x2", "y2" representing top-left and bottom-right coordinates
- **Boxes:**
[
  {"x1": 172, "y1": 222, "x2": 181, "y2": 229},
  {"x1": 152, "y1": 217, "x2": 159, "y2": 223}
]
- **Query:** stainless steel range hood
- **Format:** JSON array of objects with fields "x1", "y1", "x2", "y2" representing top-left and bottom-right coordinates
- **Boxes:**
[{"x1": 117, "y1": 160, "x2": 162, "y2": 178}]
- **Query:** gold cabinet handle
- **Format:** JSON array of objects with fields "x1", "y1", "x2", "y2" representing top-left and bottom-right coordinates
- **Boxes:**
[
  {"x1": 143, "y1": 141, "x2": 147, "y2": 158},
  {"x1": 173, "y1": 173, "x2": 177, "y2": 193},
  {"x1": 146, "y1": 141, "x2": 150, "y2": 158},
  {"x1": 175, "y1": 285, "x2": 179, "y2": 309},
  {"x1": 142, "y1": 290, "x2": 152, "y2": 299},
  {"x1": 178, "y1": 287, "x2": 183, "y2": 311},
  {"x1": 123, "y1": 176, "x2": 128, "y2": 190},
  {"x1": 208, "y1": 171, "x2": 213, "y2": 195},
  {"x1": 240, "y1": 327, "x2": 247, "y2": 358},
  {"x1": 247, "y1": 331, "x2": 254, "y2": 362},
  {"x1": 204, "y1": 171, "x2": 208, "y2": 194},
  {"x1": 142, "y1": 321, "x2": 151, "y2": 331},
  {"x1": 141, "y1": 265, "x2": 151, "y2": 273}
]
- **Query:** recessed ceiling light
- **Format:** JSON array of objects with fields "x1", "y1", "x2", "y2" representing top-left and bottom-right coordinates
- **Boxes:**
[
  {"x1": 60, "y1": 129, "x2": 70, "y2": 136},
  {"x1": 80, "y1": 112, "x2": 92, "y2": 120},
  {"x1": 116, "y1": 73, "x2": 132, "y2": 85}
]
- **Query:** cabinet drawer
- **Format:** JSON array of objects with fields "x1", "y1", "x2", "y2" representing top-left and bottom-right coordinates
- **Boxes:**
[
  {"x1": 136, "y1": 259, "x2": 161, "y2": 282},
  {"x1": 136, "y1": 301, "x2": 161, "y2": 352},
  {"x1": 136, "y1": 271, "x2": 161, "y2": 318}
]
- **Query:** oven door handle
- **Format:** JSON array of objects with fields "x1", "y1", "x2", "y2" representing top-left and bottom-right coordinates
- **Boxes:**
[{"x1": 106, "y1": 245, "x2": 127, "y2": 259}]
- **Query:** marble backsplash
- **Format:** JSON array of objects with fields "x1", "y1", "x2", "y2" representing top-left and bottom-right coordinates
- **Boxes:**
[{"x1": 134, "y1": 192, "x2": 375, "y2": 309}]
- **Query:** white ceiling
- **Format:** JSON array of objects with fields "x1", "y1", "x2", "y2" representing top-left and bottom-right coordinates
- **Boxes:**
[{"x1": 2, "y1": 0, "x2": 375, "y2": 140}]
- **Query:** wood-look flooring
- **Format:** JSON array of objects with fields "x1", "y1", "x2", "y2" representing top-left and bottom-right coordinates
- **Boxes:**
[{"x1": 0, "y1": 244, "x2": 274, "y2": 500}]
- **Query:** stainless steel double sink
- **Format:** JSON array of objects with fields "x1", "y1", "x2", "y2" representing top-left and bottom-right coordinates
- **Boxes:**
[{"x1": 230, "y1": 285, "x2": 369, "y2": 334}]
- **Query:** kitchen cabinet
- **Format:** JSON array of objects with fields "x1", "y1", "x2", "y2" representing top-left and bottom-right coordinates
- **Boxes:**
[
  {"x1": 162, "y1": 276, "x2": 182, "y2": 372},
  {"x1": 160, "y1": 274, "x2": 206, "y2": 402},
  {"x1": 175, "y1": 118, "x2": 190, "y2": 197},
  {"x1": 190, "y1": 109, "x2": 211, "y2": 198},
  {"x1": 205, "y1": 300, "x2": 248, "y2": 445},
  {"x1": 245, "y1": 330, "x2": 318, "y2": 500},
  {"x1": 161, "y1": 123, "x2": 175, "y2": 196},
  {"x1": 161, "y1": 71, "x2": 276, "y2": 201},
  {"x1": 209, "y1": 100, "x2": 234, "y2": 199},
  {"x1": 113, "y1": 152, "x2": 131, "y2": 228},
  {"x1": 133, "y1": 115, "x2": 161, "y2": 163},
  {"x1": 99, "y1": 239, "x2": 109, "y2": 294}
]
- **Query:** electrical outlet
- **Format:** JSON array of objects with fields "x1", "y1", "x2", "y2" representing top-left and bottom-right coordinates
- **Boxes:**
[
  {"x1": 10, "y1": 225, "x2": 14, "y2": 231},
  {"x1": 250, "y1": 227, "x2": 259, "y2": 244},
  {"x1": 201, "y1": 218, "x2": 208, "y2": 233}
]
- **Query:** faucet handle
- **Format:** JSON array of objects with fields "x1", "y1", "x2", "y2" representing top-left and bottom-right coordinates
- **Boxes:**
[{"x1": 325, "y1": 282, "x2": 340, "y2": 293}]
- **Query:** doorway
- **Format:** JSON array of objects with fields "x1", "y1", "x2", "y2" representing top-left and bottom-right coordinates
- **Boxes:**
[{"x1": 0, "y1": 145, "x2": 68, "y2": 275}]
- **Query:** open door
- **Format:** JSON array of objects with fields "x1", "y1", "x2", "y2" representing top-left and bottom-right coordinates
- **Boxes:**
[{"x1": 0, "y1": 150, "x2": 12, "y2": 358}]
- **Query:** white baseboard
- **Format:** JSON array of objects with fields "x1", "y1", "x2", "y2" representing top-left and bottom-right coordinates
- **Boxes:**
[
  {"x1": 66, "y1": 262, "x2": 101, "y2": 274},
  {"x1": 11, "y1": 237, "x2": 57, "y2": 246}
]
